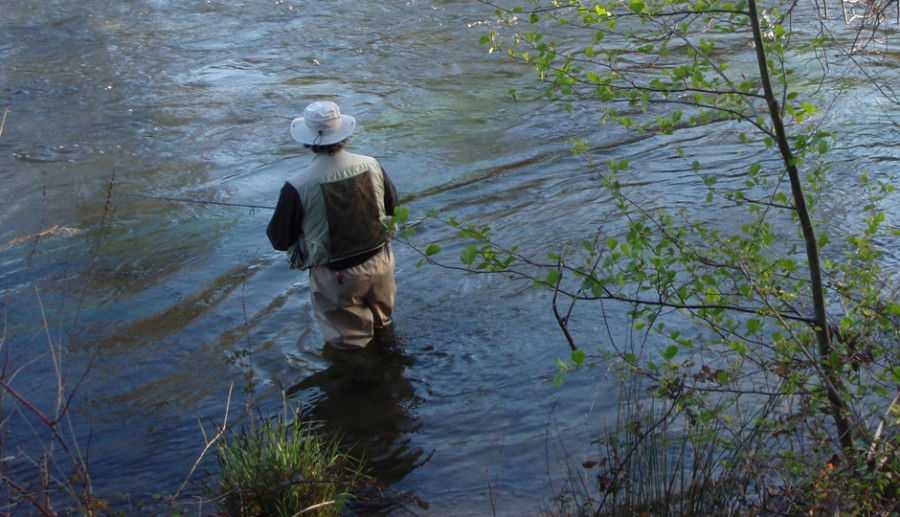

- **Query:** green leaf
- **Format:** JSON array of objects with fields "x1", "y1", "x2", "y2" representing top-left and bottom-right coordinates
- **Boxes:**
[
  {"x1": 572, "y1": 349, "x2": 586, "y2": 365},
  {"x1": 553, "y1": 370, "x2": 566, "y2": 387},
  {"x1": 746, "y1": 318, "x2": 761, "y2": 333},
  {"x1": 425, "y1": 244, "x2": 441, "y2": 256},
  {"x1": 391, "y1": 206, "x2": 410, "y2": 225},
  {"x1": 461, "y1": 245, "x2": 478, "y2": 265},
  {"x1": 891, "y1": 366, "x2": 900, "y2": 385},
  {"x1": 662, "y1": 345, "x2": 678, "y2": 360},
  {"x1": 546, "y1": 270, "x2": 561, "y2": 285}
]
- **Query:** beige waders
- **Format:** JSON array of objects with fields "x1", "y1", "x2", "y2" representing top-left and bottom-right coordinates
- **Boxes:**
[{"x1": 308, "y1": 245, "x2": 396, "y2": 348}]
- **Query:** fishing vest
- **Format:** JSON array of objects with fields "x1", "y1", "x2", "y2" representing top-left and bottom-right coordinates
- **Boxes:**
[{"x1": 286, "y1": 151, "x2": 392, "y2": 270}]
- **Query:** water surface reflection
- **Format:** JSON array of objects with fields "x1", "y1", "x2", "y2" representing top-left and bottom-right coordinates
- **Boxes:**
[{"x1": 288, "y1": 332, "x2": 429, "y2": 513}]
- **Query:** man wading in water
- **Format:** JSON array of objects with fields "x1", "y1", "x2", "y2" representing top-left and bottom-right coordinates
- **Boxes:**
[{"x1": 266, "y1": 101, "x2": 399, "y2": 352}]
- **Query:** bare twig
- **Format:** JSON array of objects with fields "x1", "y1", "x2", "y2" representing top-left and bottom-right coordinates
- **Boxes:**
[
  {"x1": 0, "y1": 106, "x2": 8, "y2": 139},
  {"x1": 485, "y1": 468, "x2": 498, "y2": 517},
  {"x1": 551, "y1": 264, "x2": 579, "y2": 352},
  {"x1": 292, "y1": 499, "x2": 335, "y2": 515},
  {"x1": 866, "y1": 389, "x2": 900, "y2": 469},
  {"x1": 172, "y1": 383, "x2": 234, "y2": 500}
]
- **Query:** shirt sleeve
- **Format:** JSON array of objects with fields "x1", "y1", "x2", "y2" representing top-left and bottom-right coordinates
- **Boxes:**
[
  {"x1": 266, "y1": 182, "x2": 303, "y2": 251},
  {"x1": 382, "y1": 167, "x2": 399, "y2": 217}
]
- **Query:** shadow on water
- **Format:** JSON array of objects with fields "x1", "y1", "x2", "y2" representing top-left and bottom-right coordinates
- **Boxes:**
[{"x1": 286, "y1": 329, "x2": 431, "y2": 515}]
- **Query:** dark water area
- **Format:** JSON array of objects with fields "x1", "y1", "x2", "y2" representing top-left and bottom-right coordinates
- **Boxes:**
[{"x1": 3, "y1": 0, "x2": 900, "y2": 515}]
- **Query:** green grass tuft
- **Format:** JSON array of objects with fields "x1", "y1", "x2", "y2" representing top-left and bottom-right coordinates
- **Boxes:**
[{"x1": 216, "y1": 404, "x2": 367, "y2": 517}]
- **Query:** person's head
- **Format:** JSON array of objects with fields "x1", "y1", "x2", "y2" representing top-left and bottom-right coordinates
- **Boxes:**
[
  {"x1": 304, "y1": 139, "x2": 348, "y2": 155},
  {"x1": 290, "y1": 101, "x2": 356, "y2": 155}
]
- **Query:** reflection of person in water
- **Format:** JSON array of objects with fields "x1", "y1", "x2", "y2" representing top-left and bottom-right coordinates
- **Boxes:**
[{"x1": 287, "y1": 333, "x2": 427, "y2": 497}]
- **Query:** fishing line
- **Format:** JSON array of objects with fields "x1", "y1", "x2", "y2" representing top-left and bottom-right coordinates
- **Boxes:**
[
  {"x1": 124, "y1": 191, "x2": 418, "y2": 211},
  {"x1": 122, "y1": 191, "x2": 426, "y2": 231},
  {"x1": 122, "y1": 192, "x2": 275, "y2": 210},
  {"x1": 122, "y1": 191, "x2": 427, "y2": 253}
]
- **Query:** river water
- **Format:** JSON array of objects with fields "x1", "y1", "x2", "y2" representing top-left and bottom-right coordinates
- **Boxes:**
[{"x1": 2, "y1": 0, "x2": 900, "y2": 515}]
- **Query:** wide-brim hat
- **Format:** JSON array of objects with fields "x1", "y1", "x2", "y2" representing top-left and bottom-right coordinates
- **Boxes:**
[{"x1": 290, "y1": 101, "x2": 356, "y2": 146}]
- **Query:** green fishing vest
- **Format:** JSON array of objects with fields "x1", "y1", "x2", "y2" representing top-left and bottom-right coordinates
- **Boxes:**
[{"x1": 286, "y1": 152, "x2": 392, "y2": 270}]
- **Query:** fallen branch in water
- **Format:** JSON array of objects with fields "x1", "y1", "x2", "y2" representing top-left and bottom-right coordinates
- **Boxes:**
[{"x1": 0, "y1": 225, "x2": 79, "y2": 252}]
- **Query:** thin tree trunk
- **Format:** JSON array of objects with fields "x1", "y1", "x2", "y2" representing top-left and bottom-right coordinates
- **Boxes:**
[{"x1": 746, "y1": 0, "x2": 854, "y2": 452}]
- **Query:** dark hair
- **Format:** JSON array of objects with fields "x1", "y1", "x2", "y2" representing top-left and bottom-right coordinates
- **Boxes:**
[{"x1": 305, "y1": 138, "x2": 349, "y2": 155}]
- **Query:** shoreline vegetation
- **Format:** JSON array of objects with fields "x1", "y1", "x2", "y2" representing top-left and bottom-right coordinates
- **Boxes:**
[
  {"x1": 214, "y1": 398, "x2": 368, "y2": 517},
  {"x1": 413, "y1": 0, "x2": 900, "y2": 514}
]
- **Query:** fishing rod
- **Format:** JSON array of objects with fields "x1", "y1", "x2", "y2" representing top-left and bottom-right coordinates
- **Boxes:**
[
  {"x1": 124, "y1": 191, "x2": 418, "y2": 211},
  {"x1": 122, "y1": 192, "x2": 429, "y2": 228},
  {"x1": 123, "y1": 191, "x2": 428, "y2": 239},
  {"x1": 123, "y1": 192, "x2": 275, "y2": 210}
]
